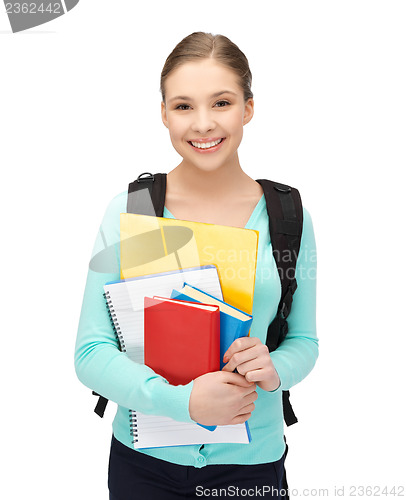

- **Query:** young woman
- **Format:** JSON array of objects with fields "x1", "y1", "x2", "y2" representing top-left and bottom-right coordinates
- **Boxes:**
[{"x1": 75, "y1": 31, "x2": 318, "y2": 499}]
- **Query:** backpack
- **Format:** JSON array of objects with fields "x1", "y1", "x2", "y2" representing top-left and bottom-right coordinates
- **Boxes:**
[{"x1": 93, "y1": 171, "x2": 303, "y2": 426}]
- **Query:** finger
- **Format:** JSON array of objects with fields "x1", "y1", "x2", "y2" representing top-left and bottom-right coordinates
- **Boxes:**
[
  {"x1": 239, "y1": 402, "x2": 256, "y2": 414},
  {"x1": 234, "y1": 357, "x2": 270, "y2": 377},
  {"x1": 221, "y1": 371, "x2": 256, "y2": 387},
  {"x1": 223, "y1": 346, "x2": 261, "y2": 372},
  {"x1": 245, "y1": 368, "x2": 275, "y2": 384},
  {"x1": 238, "y1": 383, "x2": 258, "y2": 400},
  {"x1": 242, "y1": 390, "x2": 259, "y2": 405},
  {"x1": 223, "y1": 337, "x2": 259, "y2": 364},
  {"x1": 223, "y1": 337, "x2": 260, "y2": 364},
  {"x1": 230, "y1": 412, "x2": 252, "y2": 425},
  {"x1": 221, "y1": 361, "x2": 234, "y2": 373}
]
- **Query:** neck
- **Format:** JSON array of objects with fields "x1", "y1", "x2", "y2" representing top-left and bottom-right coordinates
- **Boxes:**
[{"x1": 168, "y1": 157, "x2": 252, "y2": 201}]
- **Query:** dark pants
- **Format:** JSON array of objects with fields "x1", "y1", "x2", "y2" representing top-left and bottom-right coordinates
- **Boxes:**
[{"x1": 108, "y1": 435, "x2": 290, "y2": 499}]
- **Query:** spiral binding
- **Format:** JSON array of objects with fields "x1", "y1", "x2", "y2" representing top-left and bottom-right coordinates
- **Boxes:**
[
  {"x1": 103, "y1": 291, "x2": 126, "y2": 352},
  {"x1": 104, "y1": 290, "x2": 138, "y2": 443},
  {"x1": 129, "y1": 410, "x2": 139, "y2": 444}
]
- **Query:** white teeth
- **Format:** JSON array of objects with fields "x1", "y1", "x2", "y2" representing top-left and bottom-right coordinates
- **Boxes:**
[{"x1": 190, "y1": 138, "x2": 222, "y2": 149}]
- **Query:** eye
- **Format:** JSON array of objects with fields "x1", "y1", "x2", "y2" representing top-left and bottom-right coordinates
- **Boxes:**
[
  {"x1": 174, "y1": 104, "x2": 191, "y2": 110},
  {"x1": 215, "y1": 100, "x2": 230, "y2": 107}
]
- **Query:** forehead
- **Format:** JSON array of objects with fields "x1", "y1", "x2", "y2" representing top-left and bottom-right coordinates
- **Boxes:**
[{"x1": 165, "y1": 59, "x2": 241, "y2": 98}]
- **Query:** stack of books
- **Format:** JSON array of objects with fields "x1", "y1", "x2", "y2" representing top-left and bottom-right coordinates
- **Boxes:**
[
  {"x1": 102, "y1": 214, "x2": 260, "y2": 449},
  {"x1": 104, "y1": 266, "x2": 253, "y2": 449}
]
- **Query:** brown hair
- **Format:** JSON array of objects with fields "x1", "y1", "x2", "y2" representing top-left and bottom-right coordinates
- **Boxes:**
[{"x1": 160, "y1": 32, "x2": 253, "y2": 104}]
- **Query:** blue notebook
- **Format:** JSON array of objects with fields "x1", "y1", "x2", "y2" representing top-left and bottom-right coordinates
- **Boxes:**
[{"x1": 171, "y1": 283, "x2": 253, "y2": 369}]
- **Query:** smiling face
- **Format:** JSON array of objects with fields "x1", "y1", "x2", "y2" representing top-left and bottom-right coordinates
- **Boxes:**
[{"x1": 161, "y1": 58, "x2": 254, "y2": 174}]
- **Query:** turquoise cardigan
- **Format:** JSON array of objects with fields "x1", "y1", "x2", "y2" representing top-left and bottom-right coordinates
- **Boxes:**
[{"x1": 75, "y1": 191, "x2": 318, "y2": 468}]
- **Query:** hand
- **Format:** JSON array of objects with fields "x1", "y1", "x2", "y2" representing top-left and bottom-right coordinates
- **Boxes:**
[
  {"x1": 189, "y1": 371, "x2": 258, "y2": 426},
  {"x1": 222, "y1": 337, "x2": 280, "y2": 392}
]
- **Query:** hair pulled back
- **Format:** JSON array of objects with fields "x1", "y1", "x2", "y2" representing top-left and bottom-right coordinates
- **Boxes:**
[{"x1": 160, "y1": 32, "x2": 253, "y2": 104}]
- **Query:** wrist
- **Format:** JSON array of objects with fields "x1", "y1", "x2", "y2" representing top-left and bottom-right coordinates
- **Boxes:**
[{"x1": 257, "y1": 371, "x2": 280, "y2": 392}]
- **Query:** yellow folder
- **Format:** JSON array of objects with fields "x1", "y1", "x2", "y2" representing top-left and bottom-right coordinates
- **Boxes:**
[{"x1": 120, "y1": 214, "x2": 259, "y2": 315}]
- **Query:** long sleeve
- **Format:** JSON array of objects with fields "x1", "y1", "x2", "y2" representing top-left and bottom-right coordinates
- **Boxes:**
[
  {"x1": 74, "y1": 190, "x2": 318, "y2": 466},
  {"x1": 269, "y1": 207, "x2": 319, "y2": 390},
  {"x1": 74, "y1": 192, "x2": 194, "y2": 422}
]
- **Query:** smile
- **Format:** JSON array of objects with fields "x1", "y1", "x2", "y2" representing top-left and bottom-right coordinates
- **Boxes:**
[{"x1": 188, "y1": 138, "x2": 225, "y2": 151}]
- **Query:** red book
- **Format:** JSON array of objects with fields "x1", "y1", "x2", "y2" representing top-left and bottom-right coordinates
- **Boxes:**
[{"x1": 144, "y1": 296, "x2": 220, "y2": 386}]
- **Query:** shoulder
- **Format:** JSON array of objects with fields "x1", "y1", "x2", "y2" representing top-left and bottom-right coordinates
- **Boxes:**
[
  {"x1": 298, "y1": 206, "x2": 316, "y2": 262},
  {"x1": 97, "y1": 191, "x2": 127, "y2": 243},
  {"x1": 302, "y1": 206, "x2": 313, "y2": 226},
  {"x1": 260, "y1": 177, "x2": 315, "y2": 244},
  {"x1": 101, "y1": 190, "x2": 127, "y2": 222}
]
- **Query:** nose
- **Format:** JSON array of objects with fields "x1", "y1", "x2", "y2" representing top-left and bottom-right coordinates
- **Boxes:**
[{"x1": 190, "y1": 108, "x2": 216, "y2": 134}]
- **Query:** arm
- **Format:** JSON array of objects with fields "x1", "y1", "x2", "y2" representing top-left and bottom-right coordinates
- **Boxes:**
[
  {"x1": 222, "y1": 207, "x2": 319, "y2": 391},
  {"x1": 269, "y1": 206, "x2": 319, "y2": 390},
  {"x1": 74, "y1": 194, "x2": 194, "y2": 422}
]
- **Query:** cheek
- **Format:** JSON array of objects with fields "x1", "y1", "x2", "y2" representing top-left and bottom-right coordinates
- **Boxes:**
[
  {"x1": 224, "y1": 111, "x2": 245, "y2": 134},
  {"x1": 226, "y1": 121, "x2": 244, "y2": 144},
  {"x1": 168, "y1": 118, "x2": 187, "y2": 142},
  {"x1": 167, "y1": 121, "x2": 188, "y2": 154}
]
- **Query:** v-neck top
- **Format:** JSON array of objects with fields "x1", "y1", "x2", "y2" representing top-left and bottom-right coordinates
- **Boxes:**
[{"x1": 75, "y1": 189, "x2": 318, "y2": 468}]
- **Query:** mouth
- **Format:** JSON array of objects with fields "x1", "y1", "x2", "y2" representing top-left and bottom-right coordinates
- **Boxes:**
[{"x1": 187, "y1": 138, "x2": 226, "y2": 152}]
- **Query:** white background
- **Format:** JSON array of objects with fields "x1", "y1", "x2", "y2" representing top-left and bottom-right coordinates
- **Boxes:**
[{"x1": 1, "y1": 1, "x2": 405, "y2": 498}]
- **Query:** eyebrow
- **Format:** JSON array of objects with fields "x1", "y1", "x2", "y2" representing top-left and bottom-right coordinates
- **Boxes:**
[{"x1": 168, "y1": 90, "x2": 238, "y2": 103}]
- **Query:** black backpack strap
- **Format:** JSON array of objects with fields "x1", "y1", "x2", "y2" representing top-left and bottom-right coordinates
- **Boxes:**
[
  {"x1": 92, "y1": 391, "x2": 108, "y2": 418},
  {"x1": 256, "y1": 179, "x2": 303, "y2": 426},
  {"x1": 127, "y1": 172, "x2": 167, "y2": 217},
  {"x1": 93, "y1": 172, "x2": 167, "y2": 418}
]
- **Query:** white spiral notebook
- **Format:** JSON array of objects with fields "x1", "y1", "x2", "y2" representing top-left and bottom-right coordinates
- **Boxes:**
[{"x1": 103, "y1": 265, "x2": 251, "y2": 449}]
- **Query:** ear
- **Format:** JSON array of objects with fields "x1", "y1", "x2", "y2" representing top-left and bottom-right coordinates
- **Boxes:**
[
  {"x1": 161, "y1": 101, "x2": 169, "y2": 129},
  {"x1": 243, "y1": 98, "x2": 254, "y2": 125}
]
